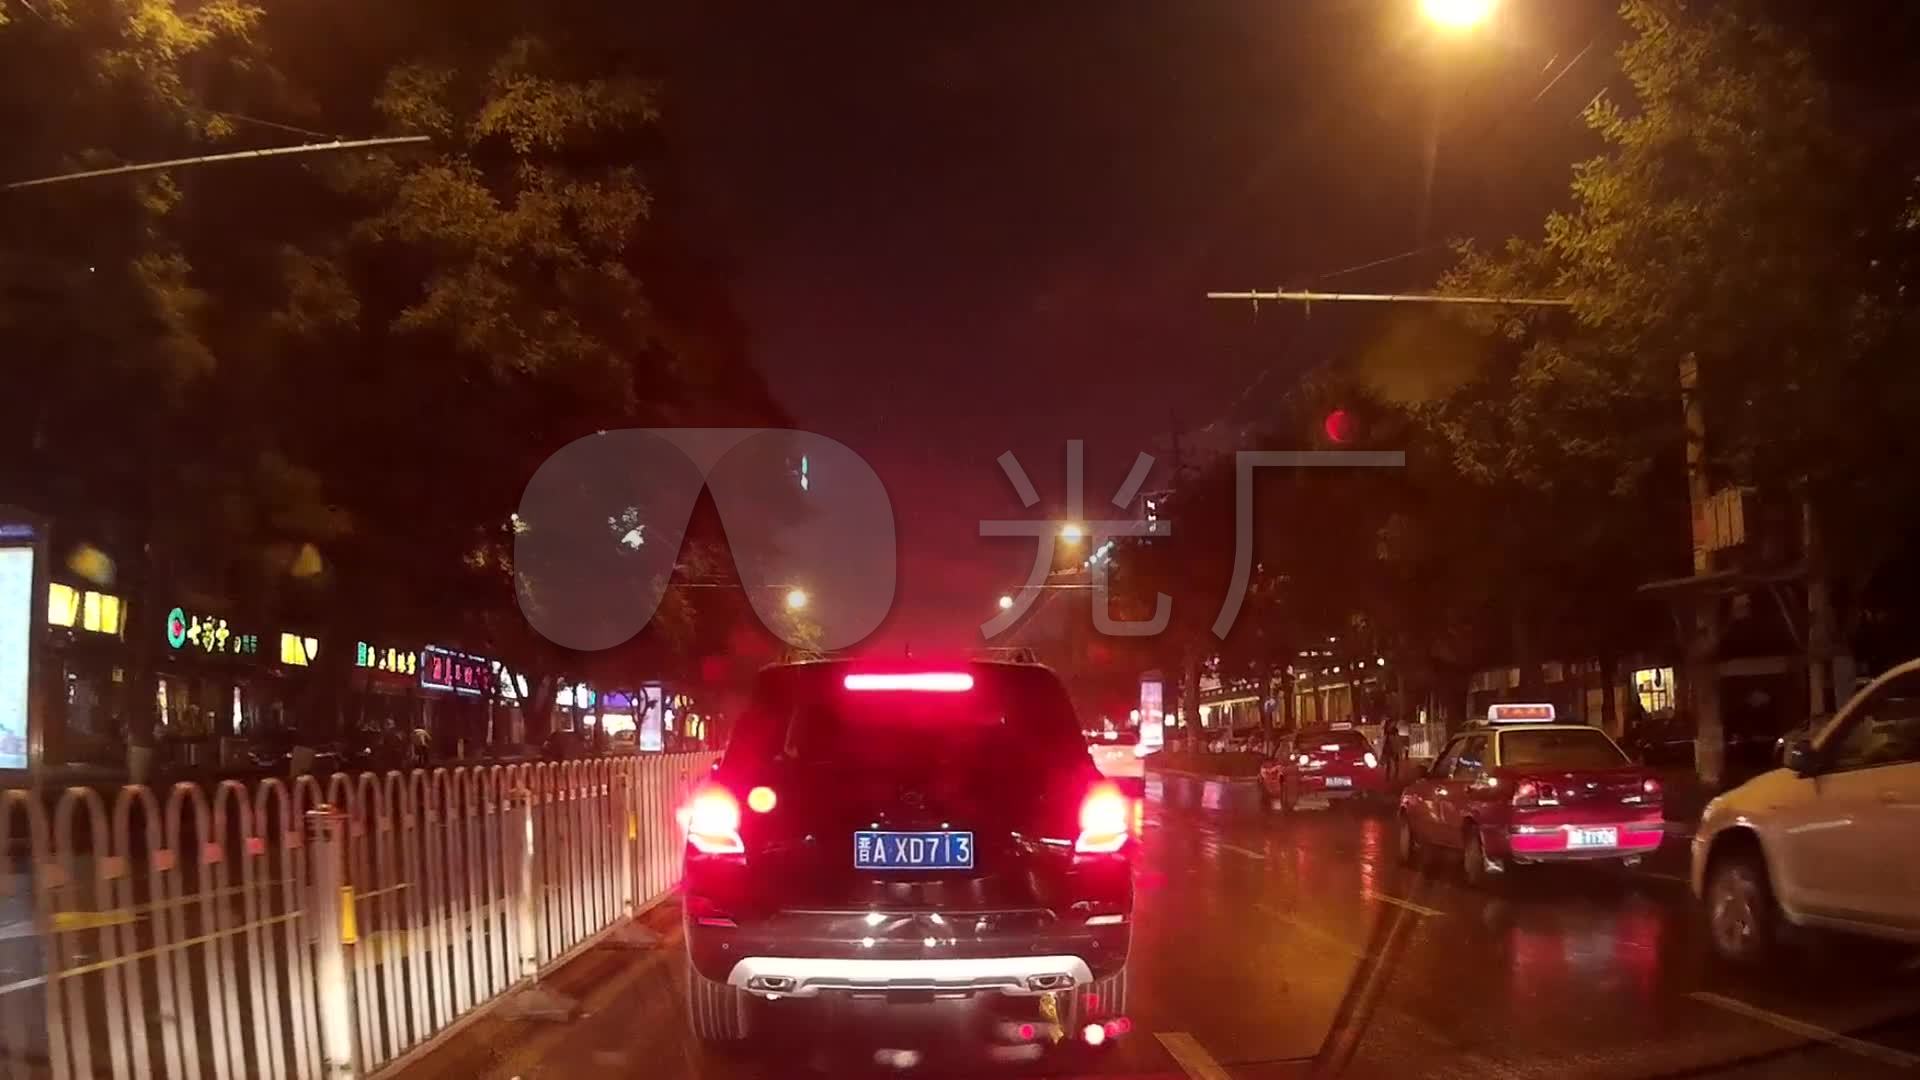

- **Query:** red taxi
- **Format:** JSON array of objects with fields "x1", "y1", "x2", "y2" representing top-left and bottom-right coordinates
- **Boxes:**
[
  {"x1": 1396, "y1": 705, "x2": 1664, "y2": 886},
  {"x1": 1260, "y1": 725, "x2": 1387, "y2": 812}
]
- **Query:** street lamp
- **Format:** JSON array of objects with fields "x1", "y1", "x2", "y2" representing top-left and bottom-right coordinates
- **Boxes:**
[
  {"x1": 1058, "y1": 523, "x2": 1085, "y2": 542},
  {"x1": 784, "y1": 587, "x2": 809, "y2": 612},
  {"x1": 998, "y1": 594, "x2": 1015, "y2": 611},
  {"x1": 1420, "y1": 0, "x2": 1494, "y2": 30}
]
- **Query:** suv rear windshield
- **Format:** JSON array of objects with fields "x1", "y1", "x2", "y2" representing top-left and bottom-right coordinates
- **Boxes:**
[
  {"x1": 1499, "y1": 727, "x2": 1628, "y2": 769},
  {"x1": 728, "y1": 664, "x2": 1090, "y2": 778}
]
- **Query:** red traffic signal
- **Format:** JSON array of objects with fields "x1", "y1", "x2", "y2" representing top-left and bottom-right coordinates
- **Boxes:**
[{"x1": 1322, "y1": 409, "x2": 1353, "y2": 444}]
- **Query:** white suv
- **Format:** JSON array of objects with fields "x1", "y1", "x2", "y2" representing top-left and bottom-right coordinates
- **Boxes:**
[{"x1": 1692, "y1": 659, "x2": 1920, "y2": 963}]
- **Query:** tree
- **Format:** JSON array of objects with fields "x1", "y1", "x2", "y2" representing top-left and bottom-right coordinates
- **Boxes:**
[
  {"x1": 3, "y1": 0, "x2": 788, "y2": 754},
  {"x1": 1435, "y1": 0, "x2": 1920, "y2": 772}
]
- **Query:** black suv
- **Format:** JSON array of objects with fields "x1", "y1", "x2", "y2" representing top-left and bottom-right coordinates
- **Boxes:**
[{"x1": 681, "y1": 660, "x2": 1134, "y2": 1045}]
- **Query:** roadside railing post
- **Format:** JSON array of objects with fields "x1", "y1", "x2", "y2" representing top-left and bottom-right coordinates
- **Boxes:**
[
  {"x1": 512, "y1": 787, "x2": 538, "y2": 982},
  {"x1": 306, "y1": 806, "x2": 357, "y2": 1080},
  {"x1": 498, "y1": 787, "x2": 577, "y2": 1020},
  {"x1": 604, "y1": 763, "x2": 660, "y2": 948}
]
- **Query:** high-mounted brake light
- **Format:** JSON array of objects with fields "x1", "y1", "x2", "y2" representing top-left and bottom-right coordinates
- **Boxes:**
[
  {"x1": 682, "y1": 784, "x2": 744, "y2": 854},
  {"x1": 1076, "y1": 783, "x2": 1131, "y2": 853},
  {"x1": 843, "y1": 672, "x2": 975, "y2": 692}
]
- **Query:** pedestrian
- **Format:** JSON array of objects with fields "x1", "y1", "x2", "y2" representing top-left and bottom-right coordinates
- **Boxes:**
[
  {"x1": 1382, "y1": 718, "x2": 1404, "y2": 784},
  {"x1": 1623, "y1": 697, "x2": 1649, "y2": 762}
]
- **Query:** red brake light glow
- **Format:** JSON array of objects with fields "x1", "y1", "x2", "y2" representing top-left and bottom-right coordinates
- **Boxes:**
[
  {"x1": 843, "y1": 672, "x2": 975, "y2": 692},
  {"x1": 746, "y1": 785, "x2": 778, "y2": 813},
  {"x1": 1642, "y1": 777, "x2": 1662, "y2": 797},
  {"x1": 683, "y1": 784, "x2": 744, "y2": 854},
  {"x1": 1076, "y1": 783, "x2": 1131, "y2": 853},
  {"x1": 1511, "y1": 780, "x2": 1560, "y2": 808}
]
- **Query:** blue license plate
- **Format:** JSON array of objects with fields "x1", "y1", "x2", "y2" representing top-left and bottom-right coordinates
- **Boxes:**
[{"x1": 854, "y1": 831, "x2": 974, "y2": 870}]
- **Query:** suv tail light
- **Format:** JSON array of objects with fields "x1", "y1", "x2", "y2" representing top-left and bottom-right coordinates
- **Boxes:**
[
  {"x1": 682, "y1": 784, "x2": 745, "y2": 854},
  {"x1": 1512, "y1": 780, "x2": 1560, "y2": 808},
  {"x1": 1076, "y1": 782, "x2": 1131, "y2": 853},
  {"x1": 1642, "y1": 777, "x2": 1662, "y2": 798}
]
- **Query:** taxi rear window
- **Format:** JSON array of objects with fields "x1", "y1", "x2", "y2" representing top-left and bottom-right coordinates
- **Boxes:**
[
  {"x1": 1302, "y1": 730, "x2": 1371, "y2": 753},
  {"x1": 1498, "y1": 727, "x2": 1627, "y2": 769}
]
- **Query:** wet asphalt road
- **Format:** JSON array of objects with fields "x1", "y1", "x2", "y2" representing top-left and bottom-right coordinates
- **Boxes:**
[{"x1": 397, "y1": 771, "x2": 1920, "y2": 1080}]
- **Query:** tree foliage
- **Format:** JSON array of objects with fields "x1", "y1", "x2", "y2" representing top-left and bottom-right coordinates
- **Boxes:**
[{"x1": 1, "y1": 0, "x2": 785, "y2": 740}]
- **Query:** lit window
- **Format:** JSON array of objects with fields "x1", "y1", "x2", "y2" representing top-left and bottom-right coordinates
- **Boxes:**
[
  {"x1": 47, "y1": 583, "x2": 79, "y2": 628},
  {"x1": 81, "y1": 590, "x2": 103, "y2": 633},
  {"x1": 96, "y1": 593, "x2": 122, "y2": 636}
]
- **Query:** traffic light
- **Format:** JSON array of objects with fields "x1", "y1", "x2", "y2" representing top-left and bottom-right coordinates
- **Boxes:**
[{"x1": 1322, "y1": 408, "x2": 1353, "y2": 445}]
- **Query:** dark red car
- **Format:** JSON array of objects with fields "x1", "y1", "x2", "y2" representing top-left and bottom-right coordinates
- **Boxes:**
[
  {"x1": 1396, "y1": 708, "x2": 1664, "y2": 886},
  {"x1": 1260, "y1": 726, "x2": 1387, "y2": 812}
]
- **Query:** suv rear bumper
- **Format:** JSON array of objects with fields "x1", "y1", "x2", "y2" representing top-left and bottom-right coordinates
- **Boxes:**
[
  {"x1": 721, "y1": 954, "x2": 1095, "y2": 998},
  {"x1": 686, "y1": 908, "x2": 1130, "y2": 987}
]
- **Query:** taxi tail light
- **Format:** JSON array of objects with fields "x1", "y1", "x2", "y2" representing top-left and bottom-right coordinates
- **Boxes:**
[
  {"x1": 1512, "y1": 780, "x2": 1559, "y2": 808},
  {"x1": 1076, "y1": 782, "x2": 1131, "y2": 853},
  {"x1": 1642, "y1": 777, "x2": 1662, "y2": 798},
  {"x1": 682, "y1": 783, "x2": 744, "y2": 854},
  {"x1": 1363, "y1": 751, "x2": 1379, "y2": 769}
]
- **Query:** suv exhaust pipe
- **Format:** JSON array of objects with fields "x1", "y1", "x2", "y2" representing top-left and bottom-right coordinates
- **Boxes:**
[{"x1": 1025, "y1": 973, "x2": 1075, "y2": 992}]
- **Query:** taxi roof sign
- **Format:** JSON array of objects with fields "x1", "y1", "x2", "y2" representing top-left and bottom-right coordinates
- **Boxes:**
[{"x1": 1486, "y1": 703, "x2": 1555, "y2": 723}]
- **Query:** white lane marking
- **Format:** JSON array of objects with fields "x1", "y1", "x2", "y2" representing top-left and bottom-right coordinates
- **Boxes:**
[
  {"x1": 1155, "y1": 1031, "x2": 1233, "y2": 1080},
  {"x1": 1255, "y1": 903, "x2": 1365, "y2": 960},
  {"x1": 1370, "y1": 893, "x2": 1444, "y2": 917},
  {"x1": 1215, "y1": 841, "x2": 1266, "y2": 860},
  {"x1": 1689, "y1": 991, "x2": 1920, "y2": 1070}
]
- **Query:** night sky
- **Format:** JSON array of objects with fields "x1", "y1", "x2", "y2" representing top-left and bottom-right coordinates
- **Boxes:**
[{"x1": 643, "y1": 0, "x2": 1619, "y2": 650}]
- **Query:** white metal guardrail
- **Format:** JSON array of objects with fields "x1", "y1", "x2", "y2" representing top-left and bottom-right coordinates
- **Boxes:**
[{"x1": 0, "y1": 752, "x2": 718, "y2": 1080}]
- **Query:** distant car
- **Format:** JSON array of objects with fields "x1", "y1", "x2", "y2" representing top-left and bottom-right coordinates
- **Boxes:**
[
  {"x1": 1398, "y1": 705, "x2": 1664, "y2": 887},
  {"x1": 1692, "y1": 659, "x2": 1920, "y2": 964},
  {"x1": 680, "y1": 660, "x2": 1134, "y2": 1048},
  {"x1": 1260, "y1": 726, "x2": 1386, "y2": 812},
  {"x1": 1088, "y1": 728, "x2": 1152, "y2": 784}
]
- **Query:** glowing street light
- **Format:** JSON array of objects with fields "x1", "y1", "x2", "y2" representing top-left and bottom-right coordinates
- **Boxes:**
[
  {"x1": 998, "y1": 594, "x2": 1015, "y2": 611},
  {"x1": 1421, "y1": 0, "x2": 1495, "y2": 30},
  {"x1": 784, "y1": 587, "x2": 810, "y2": 612},
  {"x1": 1058, "y1": 523, "x2": 1085, "y2": 542}
]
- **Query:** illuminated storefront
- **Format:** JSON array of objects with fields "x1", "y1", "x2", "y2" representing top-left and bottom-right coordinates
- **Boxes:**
[
  {"x1": 1632, "y1": 666, "x2": 1677, "y2": 716},
  {"x1": 0, "y1": 515, "x2": 44, "y2": 771}
]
